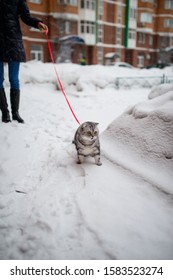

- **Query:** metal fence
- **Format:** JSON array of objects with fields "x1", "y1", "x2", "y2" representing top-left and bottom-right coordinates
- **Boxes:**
[{"x1": 115, "y1": 74, "x2": 173, "y2": 89}]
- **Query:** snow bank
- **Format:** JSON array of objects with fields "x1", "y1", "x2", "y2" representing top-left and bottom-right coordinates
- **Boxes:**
[
  {"x1": 4, "y1": 61, "x2": 172, "y2": 92},
  {"x1": 102, "y1": 85, "x2": 173, "y2": 195},
  {"x1": 149, "y1": 83, "x2": 173, "y2": 99}
]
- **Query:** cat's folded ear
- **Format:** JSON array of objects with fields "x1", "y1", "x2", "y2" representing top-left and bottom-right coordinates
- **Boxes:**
[
  {"x1": 81, "y1": 122, "x2": 88, "y2": 129},
  {"x1": 81, "y1": 121, "x2": 99, "y2": 129},
  {"x1": 95, "y1": 122, "x2": 99, "y2": 126}
]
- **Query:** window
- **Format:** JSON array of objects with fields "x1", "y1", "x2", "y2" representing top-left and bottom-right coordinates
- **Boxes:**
[
  {"x1": 81, "y1": 0, "x2": 84, "y2": 8},
  {"x1": 138, "y1": 33, "x2": 146, "y2": 44},
  {"x1": 117, "y1": 5, "x2": 122, "y2": 24},
  {"x1": 91, "y1": 0, "x2": 94, "y2": 10},
  {"x1": 29, "y1": 0, "x2": 41, "y2": 3},
  {"x1": 141, "y1": 0, "x2": 154, "y2": 3},
  {"x1": 71, "y1": 0, "x2": 77, "y2": 4},
  {"x1": 80, "y1": 20, "x2": 85, "y2": 33},
  {"x1": 140, "y1": 13, "x2": 152, "y2": 23},
  {"x1": 80, "y1": 20, "x2": 95, "y2": 34},
  {"x1": 98, "y1": 0, "x2": 103, "y2": 20},
  {"x1": 86, "y1": 0, "x2": 90, "y2": 9},
  {"x1": 164, "y1": 19, "x2": 173, "y2": 28},
  {"x1": 116, "y1": 27, "x2": 122, "y2": 45},
  {"x1": 65, "y1": 21, "x2": 71, "y2": 34},
  {"x1": 59, "y1": 20, "x2": 72, "y2": 35},
  {"x1": 129, "y1": 30, "x2": 136, "y2": 40},
  {"x1": 59, "y1": 0, "x2": 77, "y2": 5},
  {"x1": 80, "y1": 0, "x2": 95, "y2": 10},
  {"x1": 97, "y1": 47, "x2": 103, "y2": 65},
  {"x1": 161, "y1": 36, "x2": 170, "y2": 48},
  {"x1": 149, "y1": 35, "x2": 153, "y2": 45},
  {"x1": 86, "y1": 22, "x2": 90, "y2": 33},
  {"x1": 165, "y1": 0, "x2": 173, "y2": 9},
  {"x1": 98, "y1": 24, "x2": 103, "y2": 43},
  {"x1": 130, "y1": 8, "x2": 137, "y2": 20},
  {"x1": 31, "y1": 45, "x2": 43, "y2": 61},
  {"x1": 116, "y1": 48, "x2": 121, "y2": 60},
  {"x1": 137, "y1": 54, "x2": 144, "y2": 67}
]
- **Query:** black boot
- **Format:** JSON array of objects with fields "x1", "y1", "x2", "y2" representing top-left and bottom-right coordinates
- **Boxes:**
[
  {"x1": 10, "y1": 89, "x2": 24, "y2": 123},
  {"x1": 0, "y1": 88, "x2": 11, "y2": 123}
]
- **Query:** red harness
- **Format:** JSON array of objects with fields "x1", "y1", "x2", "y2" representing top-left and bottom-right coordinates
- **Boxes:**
[{"x1": 45, "y1": 30, "x2": 80, "y2": 125}]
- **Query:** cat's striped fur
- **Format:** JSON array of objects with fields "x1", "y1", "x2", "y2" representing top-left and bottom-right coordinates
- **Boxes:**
[{"x1": 73, "y1": 121, "x2": 102, "y2": 166}]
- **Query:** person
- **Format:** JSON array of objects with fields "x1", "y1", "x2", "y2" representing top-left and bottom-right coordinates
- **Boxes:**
[
  {"x1": 0, "y1": 0, "x2": 48, "y2": 123},
  {"x1": 80, "y1": 56, "x2": 86, "y2": 66}
]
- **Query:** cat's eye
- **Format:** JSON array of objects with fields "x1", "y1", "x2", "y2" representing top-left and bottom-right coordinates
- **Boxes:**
[{"x1": 94, "y1": 131, "x2": 97, "y2": 135}]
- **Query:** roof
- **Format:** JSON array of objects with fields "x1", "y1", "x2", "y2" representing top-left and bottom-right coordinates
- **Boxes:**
[
  {"x1": 105, "y1": 52, "x2": 120, "y2": 58},
  {"x1": 58, "y1": 35, "x2": 85, "y2": 45}
]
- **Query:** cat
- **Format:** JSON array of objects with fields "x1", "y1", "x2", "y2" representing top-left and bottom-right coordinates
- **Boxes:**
[{"x1": 73, "y1": 121, "x2": 102, "y2": 166}]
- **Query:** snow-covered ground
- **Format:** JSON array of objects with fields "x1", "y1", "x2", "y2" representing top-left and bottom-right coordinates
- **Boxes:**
[{"x1": 0, "y1": 62, "x2": 173, "y2": 260}]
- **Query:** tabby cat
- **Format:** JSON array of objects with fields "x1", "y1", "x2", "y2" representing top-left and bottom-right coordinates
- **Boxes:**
[{"x1": 73, "y1": 121, "x2": 102, "y2": 166}]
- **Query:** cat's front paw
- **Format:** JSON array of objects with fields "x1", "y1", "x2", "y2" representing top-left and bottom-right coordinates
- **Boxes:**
[
  {"x1": 77, "y1": 155, "x2": 84, "y2": 164},
  {"x1": 96, "y1": 161, "x2": 102, "y2": 166}
]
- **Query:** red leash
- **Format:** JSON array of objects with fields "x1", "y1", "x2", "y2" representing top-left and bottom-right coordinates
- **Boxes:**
[{"x1": 44, "y1": 30, "x2": 80, "y2": 125}]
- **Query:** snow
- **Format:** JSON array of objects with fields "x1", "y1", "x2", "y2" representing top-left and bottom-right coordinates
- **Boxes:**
[{"x1": 0, "y1": 61, "x2": 173, "y2": 260}]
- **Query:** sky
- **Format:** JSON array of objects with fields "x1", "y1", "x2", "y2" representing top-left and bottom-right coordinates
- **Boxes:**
[{"x1": 0, "y1": 61, "x2": 173, "y2": 260}]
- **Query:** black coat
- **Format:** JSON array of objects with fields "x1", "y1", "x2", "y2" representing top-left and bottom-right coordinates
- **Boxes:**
[{"x1": 0, "y1": 0, "x2": 41, "y2": 62}]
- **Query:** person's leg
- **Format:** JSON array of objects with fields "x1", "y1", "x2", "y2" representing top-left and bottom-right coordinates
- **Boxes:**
[
  {"x1": 0, "y1": 62, "x2": 11, "y2": 122},
  {"x1": 8, "y1": 61, "x2": 20, "y2": 90},
  {"x1": 8, "y1": 61, "x2": 24, "y2": 123}
]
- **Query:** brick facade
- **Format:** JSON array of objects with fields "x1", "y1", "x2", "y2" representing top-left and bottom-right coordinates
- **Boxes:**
[{"x1": 21, "y1": 0, "x2": 173, "y2": 67}]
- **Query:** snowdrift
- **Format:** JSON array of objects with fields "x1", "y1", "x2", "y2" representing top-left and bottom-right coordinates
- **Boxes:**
[
  {"x1": 3, "y1": 61, "x2": 172, "y2": 91},
  {"x1": 102, "y1": 85, "x2": 173, "y2": 195}
]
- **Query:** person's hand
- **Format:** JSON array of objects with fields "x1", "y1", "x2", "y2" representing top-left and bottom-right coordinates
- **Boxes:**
[{"x1": 38, "y1": 22, "x2": 48, "y2": 33}]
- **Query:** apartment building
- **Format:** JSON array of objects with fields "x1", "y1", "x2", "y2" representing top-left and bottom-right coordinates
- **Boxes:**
[
  {"x1": 136, "y1": 0, "x2": 173, "y2": 67},
  {"x1": 21, "y1": 0, "x2": 173, "y2": 67}
]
